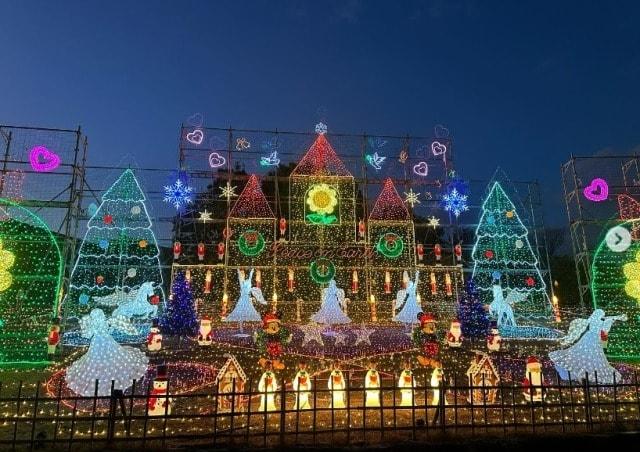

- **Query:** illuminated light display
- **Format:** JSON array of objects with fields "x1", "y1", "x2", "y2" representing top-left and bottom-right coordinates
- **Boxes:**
[
  {"x1": 219, "y1": 181, "x2": 238, "y2": 199},
  {"x1": 208, "y1": 152, "x2": 226, "y2": 168},
  {"x1": 0, "y1": 199, "x2": 62, "y2": 363},
  {"x1": 305, "y1": 183, "x2": 339, "y2": 225},
  {"x1": 65, "y1": 169, "x2": 165, "y2": 324},
  {"x1": 365, "y1": 152, "x2": 386, "y2": 170},
  {"x1": 471, "y1": 182, "x2": 552, "y2": 323},
  {"x1": 457, "y1": 280, "x2": 490, "y2": 339},
  {"x1": 163, "y1": 173, "x2": 194, "y2": 210},
  {"x1": 427, "y1": 216, "x2": 440, "y2": 229},
  {"x1": 186, "y1": 128, "x2": 204, "y2": 145},
  {"x1": 237, "y1": 230, "x2": 266, "y2": 256},
  {"x1": 310, "y1": 258, "x2": 337, "y2": 284},
  {"x1": 161, "y1": 271, "x2": 198, "y2": 336},
  {"x1": 235, "y1": 137, "x2": 251, "y2": 151},
  {"x1": 398, "y1": 149, "x2": 408, "y2": 164},
  {"x1": 403, "y1": 188, "x2": 420, "y2": 208},
  {"x1": 583, "y1": 177, "x2": 609, "y2": 202},
  {"x1": 412, "y1": 161, "x2": 429, "y2": 177},
  {"x1": 376, "y1": 232, "x2": 404, "y2": 258},
  {"x1": 224, "y1": 269, "x2": 266, "y2": 323},
  {"x1": 431, "y1": 140, "x2": 447, "y2": 158},
  {"x1": 29, "y1": 145, "x2": 61, "y2": 172},
  {"x1": 315, "y1": 122, "x2": 328, "y2": 135},
  {"x1": 198, "y1": 209, "x2": 212, "y2": 223},
  {"x1": 393, "y1": 271, "x2": 420, "y2": 323},
  {"x1": 441, "y1": 188, "x2": 468, "y2": 217},
  {"x1": 592, "y1": 220, "x2": 640, "y2": 358},
  {"x1": 311, "y1": 279, "x2": 350, "y2": 323},
  {"x1": 617, "y1": 194, "x2": 640, "y2": 239},
  {"x1": 260, "y1": 150, "x2": 281, "y2": 167}
]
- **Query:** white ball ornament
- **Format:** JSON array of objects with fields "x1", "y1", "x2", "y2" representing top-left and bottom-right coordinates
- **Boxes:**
[
  {"x1": 127, "y1": 268, "x2": 137, "y2": 278},
  {"x1": 515, "y1": 239, "x2": 524, "y2": 249},
  {"x1": 131, "y1": 206, "x2": 141, "y2": 215}
]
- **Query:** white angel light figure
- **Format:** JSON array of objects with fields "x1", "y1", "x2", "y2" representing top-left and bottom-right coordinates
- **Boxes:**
[
  {"x1": 66, "y1": 309, "x2": 149, "y2": 396},
  {"x1": 394, "y1": 271, "x2": 421, "y2": 324},
  {"x1": 549, "y1": 309, "x2": 627, "y2": 385},
  {"x1": 224, "y1": 268, "x2": 266, "y2": 326},
  {"x1": 311, "y1": 279, "x2": 351, "y2": 325},
  {"x1": 489, "y1": 284, "x2": 526, "y2": 327}
]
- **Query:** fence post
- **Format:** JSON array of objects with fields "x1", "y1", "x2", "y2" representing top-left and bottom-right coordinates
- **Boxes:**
[
  {"x1": 29, "y1": 381, "x2": 40, "y2": 451},
  {"x1": 613, "y1": 372, "x2": 618, "y2": 425},
  {"x1": 107, "y1": 385, "x2": 117, "y2": 445},
  {"x1": 583, "y1": 373, "x2": 592, "y2": 432},
  {"x1": 279, "y1": 379, "x2": 286, "y2": 447},
  {"x1": 230, "y1": 377, "x2": 236, "y2": 446}
]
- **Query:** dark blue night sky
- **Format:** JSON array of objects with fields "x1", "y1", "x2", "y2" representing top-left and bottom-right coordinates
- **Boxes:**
[{"x1": 2, "y1": 0, "x2": 640, "y2": 225}]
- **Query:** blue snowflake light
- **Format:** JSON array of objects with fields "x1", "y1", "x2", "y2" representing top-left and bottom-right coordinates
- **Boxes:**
[
  {"x1": 163, "y1": 176, "x2": 194, "y2": 210},
  {"x1": 441, "y1": 187, "x2": 469, "y2": 217}
]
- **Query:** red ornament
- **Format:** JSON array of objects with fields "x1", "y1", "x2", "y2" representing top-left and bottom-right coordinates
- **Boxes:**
[
  {"x1": 197, "y1": 242, "x2": 205, "y2": 261},
  {"x1": 279, "y1": 217, "x2": 287, "y2": 237},
  {"x1": 173, "y1": 241, "x2": 182, "y2": 259},
  {"x1": 434, "y1": 244, "x2": 442, "y2": 261},
  {"x1": 416, "y1": 243, "x2": 424, "y2": 261},
  {"x1": 484, "y1": 250, "x2": 494, "y2": 259},
  {"x1": 525, "y1": 276, "x2": 535, "y2": 287},
  {"x1": 454, "y1": 244, "x2": 462, "y2": 262},
  {"x1": 266, "y1": 341, "x2": 283, "y2": 358},
  {"x1": 103, "y1": 214, "x2": 113, "y2": 225},
  {"x1": 150, "y1": 295, "x2": 160, "y2": 305},
  {"x1": 422, "y1": 341, "x2": 439, "y2": 358}
]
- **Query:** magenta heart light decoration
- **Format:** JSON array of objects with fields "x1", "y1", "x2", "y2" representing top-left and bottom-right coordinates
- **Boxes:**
[
  {"x1": 29, "y1": 146, "x2": 61, "y2": 172},
  {"x1": 186, "y1": 129, "x2": 204, "y2": 145},
  {"x1": 413, "y1": 161, "x2": 429, "y2": 177},
  {"x1": 583, "y1": 178, "x2": 609, "y2": 202},
  {"x1": 431, "y1": 141, "x2": 447, "y2": 156}
]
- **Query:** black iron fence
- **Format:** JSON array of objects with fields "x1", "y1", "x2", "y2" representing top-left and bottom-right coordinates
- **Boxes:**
[{"x1": 2, "y1": 371, "x2": 640, "y2": 450}]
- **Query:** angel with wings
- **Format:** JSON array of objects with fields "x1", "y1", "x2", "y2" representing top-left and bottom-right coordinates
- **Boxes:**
[
  {"x1": 549, "y1": 309, "x2": 626, "y2": 384},
  {"x1": 489, "y1": 284, "x2": 527, "y2": 327},
  {"x1": 394, "y1": 271, "x2": 421, "y2": 324},
  {"x1": 224, "y1": 268, "x2": 266, "y2": 323},
  {"x1": 311, "y1": 279, "x2": 351, "y2": 325}
]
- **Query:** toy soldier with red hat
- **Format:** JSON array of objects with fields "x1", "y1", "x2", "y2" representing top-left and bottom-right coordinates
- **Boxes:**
[
  {"x1": 522, "y1": 356, "x2": 545, "y2": 403},
  {"x1": 255, "y1": 312, "x2": 291, "y2": 370},
  {"x1": 413, "y1": 312, "x2": 440, "y2": 367},
  {"x1": 148, "y1": 364, "x2": 172, "y2": 416}
]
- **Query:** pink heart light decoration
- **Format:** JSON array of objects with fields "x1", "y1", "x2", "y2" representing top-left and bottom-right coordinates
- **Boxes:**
[
  {"x1": 208, "y1": 152, "x2": 226, "y2": 168},
  {"x1": 29, "y1": 146, "x2": 61, "y2": 172},
  {"x1": 431, "y1": 141, "x2": 447, "y2": 156},
  {"x1": 186, "y1": 129, "x2": 204, "y2": 145},
  {"x1": 413, "y1": 161, "x2": 429, "y2": 177},
  {"x1": 583, "y1": 178, "x2": 609, "y2": 202}
]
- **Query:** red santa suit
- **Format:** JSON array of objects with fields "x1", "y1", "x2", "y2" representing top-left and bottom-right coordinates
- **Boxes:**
[
  {"x1": 146, "y1": 321, "x2": 162, "y2": 352},
  {"x1": 446, "y1": 319, "x2": 463, "y2": 348},
  {"x1": 487, "y1": 324, "x2": 501, "y2": 352}
]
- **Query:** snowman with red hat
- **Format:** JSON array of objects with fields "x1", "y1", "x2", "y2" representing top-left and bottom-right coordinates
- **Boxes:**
[
  {"x1": 522, "y1": 356, "x2": 545, "y2": 403},
  {"x1": 486, "y1": 321, "x2": 502, "y2": 352},
  {"x1": 197, "y1": 316, "x2": 213, "y2": 346},
  {"x1": 255, "y1": 311, "x2": 291, "y2": 370},
  {"x1": 148, "y1": 364, "x2": 172, "y2": 416},
  {"x1": 446, "y1": 319, "x2": 463, "y2": 348},
  {"x1": 413, "y1": 312, "x2": 440, "y2": 367},
  {"x1": 146, "y1": 319, "x2": 163, "y2": 352}
]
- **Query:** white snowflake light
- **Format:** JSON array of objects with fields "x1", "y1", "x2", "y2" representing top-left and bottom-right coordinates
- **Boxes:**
[
  {"x1": 219, "y1": 182, "x2": 238, "y2": 199},
  {"x1": 198, "y1": 209, "x2": 213, "y2": 223},
  {"x1": 403, "y1": 188, "x2": 421, "y2": 208},
  {"x1": 441, "y1": 188, "x2": 469, "y2": 217},
  {"x1": 427, "y1": 216, "x2": 440, "y2": 229},
  {"x1": 163, "y1": 178, "x2": 194, "y2": 210},
  {"x1": 315, "y1": 122, "x2": 328, "y2": 135}
]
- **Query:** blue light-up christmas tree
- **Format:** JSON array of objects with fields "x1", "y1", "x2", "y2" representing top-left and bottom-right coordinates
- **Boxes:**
[
  {"x1": 65, "y1": 169, "x2": 165, "y2": 318},
  {"x1": 161, "y1": 271, "x2": 198, "y2": 336},
  {"x1": 471, "y1": 182, "x2": 552, "y2": 323},
  {"x1": 457, "y1": 280, "x2": 490, "y2": 339}
]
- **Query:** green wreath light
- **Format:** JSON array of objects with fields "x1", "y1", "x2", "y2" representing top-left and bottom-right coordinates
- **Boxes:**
[
  {"x1": 376, "y1": 232, "x2": 404, "y2": 258},
  {"x1": 310, "y1": 258, "x2": 336, "y2": 284},
  {"x1": 237, "y1": 230, "x2": 266, "y2": 257}
]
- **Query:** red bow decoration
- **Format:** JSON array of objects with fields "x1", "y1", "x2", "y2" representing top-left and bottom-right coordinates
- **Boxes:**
[{"x1": 266, "y1": 342, "x2": 283, "y2": 358}]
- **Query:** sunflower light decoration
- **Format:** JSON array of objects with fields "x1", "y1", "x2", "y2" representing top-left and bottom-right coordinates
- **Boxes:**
[{"x1": 306, "y1": 183, "x2": 339, "y2": 225}]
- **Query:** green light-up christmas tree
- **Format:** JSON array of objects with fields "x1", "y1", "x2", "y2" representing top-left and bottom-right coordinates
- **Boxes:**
[
  {"x1": 471, "y1": 182, "x2": 552, "y2": 323},
  {"x1": 65, "y1": 169, "x2": 165, "y2": 320}
]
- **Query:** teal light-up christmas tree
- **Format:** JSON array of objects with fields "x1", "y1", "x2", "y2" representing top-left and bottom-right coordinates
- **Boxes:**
[
  {"x1": 65, "y1": 169, "x2": 165, "y2": 319},
  {"x1": 471, "y1": 182, "x2": 552, "y2": 323}
]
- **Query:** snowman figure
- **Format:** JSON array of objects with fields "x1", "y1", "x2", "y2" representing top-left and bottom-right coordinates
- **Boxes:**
[
  {"x1": 446, "y1": 319, "x2": 463, "y2": 348},
  {"x1": 364, "y1": 360, "x2": 381, "y2": 407},
  {"x1": 148, "y1": 365, "x2": 172, "y2": 416},
  {"x1": 198, "y1": 316, "x2": 213, "y2": 346},
  {"x1": 486, "y1": 321, "x2": 502, "y2": 352},
  {"x1": 430, "y1": 364, "x2": 447, "y2": 406},
  {"x1": 146, "y1": 319, "x2": 163, "y2": 352}
]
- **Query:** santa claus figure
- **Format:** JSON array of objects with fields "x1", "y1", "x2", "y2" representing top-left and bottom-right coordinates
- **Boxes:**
[
  {"x1": 292, "y1": 361, "x2": 312, "y2": 410},
  {"x1": 258, "y1": 360, "x2": 278, "y2": 412},
  {"x1": 486, "y1": 321, "x2": 502, "y2": 352},
  {"x1": 148, "y1": 365, "x2": 172, "y2": 416},
  {"x1": 328, "y1": 361, "x2": 346, "y2": 409},
  {"x1": 522, "y1": 356, "x2": 545, "y2": 403},
  {"x1": 364, "y1": 360, "x2": 381, "y2": 407},
  {"x1": 198, "y1": 316, "x2": 213, "y2": 346},
  {"x1": 47, "y1": 318, "x2": 61, "y2": 359},
  {"x1": 147, "y1": 319, "x2": 163, "y2": 352},
  {"x1": 414, "y1": 312, "x2": 439, "y2": 367},
  {"x1": 398, "y1": 360, "x2": 415, "y2": 406},
  {"x1": 446, "y1": 319, "x2": 463, "y2": 348}
]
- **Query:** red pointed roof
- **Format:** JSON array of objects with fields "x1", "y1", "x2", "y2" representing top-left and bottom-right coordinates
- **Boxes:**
[
  {"x1": 229, "y1": 175, "x2": 275, "y2": 219},
  {"x1": 369, "y1": 178, "x2": 410, "y2": 221},
  {"x1": 291, "y1": 134, "x2": 352, "y2": 177}
]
